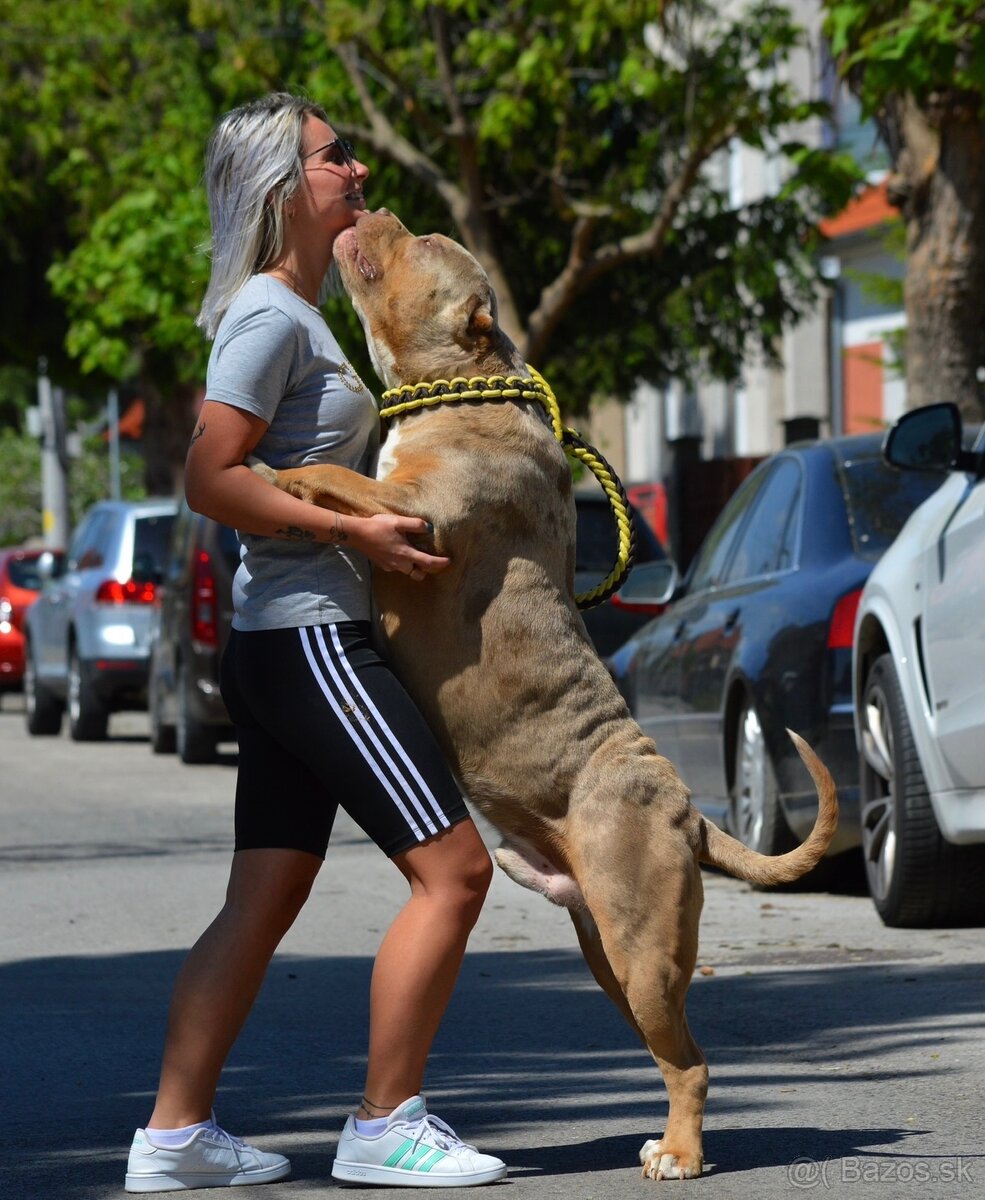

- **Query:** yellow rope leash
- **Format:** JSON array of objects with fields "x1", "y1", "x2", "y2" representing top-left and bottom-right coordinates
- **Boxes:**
[{"x1": 379, "y1": 366, "x2": 637, "y2": 610}]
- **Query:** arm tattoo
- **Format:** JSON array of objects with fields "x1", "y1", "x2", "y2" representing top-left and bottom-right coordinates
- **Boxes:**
[
  {"x1": 275, "y1": 525, "x2": 317, "y2": 542},
  {"x1": 190, "y1": 421, "x2": 206, "y2": 445},
  {"x1": 330, "y1": 512, "x2": 348, "y2": 543}
]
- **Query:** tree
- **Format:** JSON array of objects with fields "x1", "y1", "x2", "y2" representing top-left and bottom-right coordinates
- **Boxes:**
[
  {"x1": 299, "y1": 0, "x2": 859, "y2": 403},
  {"x1": 1, "y1": 0, "x2": 857, "y2": 491},
  {"x1": 824, "y1": 1, "x2": 985, "y2": 419}
]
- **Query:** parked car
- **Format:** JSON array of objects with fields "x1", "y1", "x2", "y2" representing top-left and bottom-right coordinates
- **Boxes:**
[
  {"x1": 0, "y1": 546, "x2": 64, "y2": 698},
  {"x1": 607, "y1": 433, "x2": 947, "y2": 861},
  {"x1": 853, "y1": 403, "x2": 985, "y2": 927},
  {"x1": 23, "y1": 498, "x2": 178, "y2": 740},
  {"x1": 575, "y1": 491, "x2": 667, "y2": 657},
  {"x1": 148, "y1": 501, "x2": 238, "y2": 763}
]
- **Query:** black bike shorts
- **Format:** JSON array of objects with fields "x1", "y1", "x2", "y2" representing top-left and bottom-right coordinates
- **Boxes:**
[{"x1": 219, "y1": 621, "x2": 469, "y2": 859}]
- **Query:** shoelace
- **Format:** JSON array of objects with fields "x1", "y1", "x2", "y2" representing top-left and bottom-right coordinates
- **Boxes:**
[
  {"x1": 203, "y1": 1125, "x2": 248, "y2": 1154},
  {"x1": 397, "y1": 1114, "x2": 477, "y2": 1156}
]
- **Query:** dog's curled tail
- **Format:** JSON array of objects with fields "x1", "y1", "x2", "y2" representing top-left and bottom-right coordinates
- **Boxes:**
[{"x1": 699, "y1": 730, "x2": 838, "y2": 886}]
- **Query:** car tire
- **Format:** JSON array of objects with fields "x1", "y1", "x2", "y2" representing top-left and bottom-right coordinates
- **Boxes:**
[
  {"x1": 730, "y1": 700, "x2": 796, "y2": 858},
  {"x1": 860, "y1": 653, "x2": 985, "y2": 927},
  {"x1": 23, "y1": 643, "x2": 63, "y2": 736},
  {"x1": 148, "y1": 670, "x2": 177, "y2": 755},
  {"x1": 176, "y1": 662, "x2": 217, "y2": 765},
  {"x1": 67, "y1": 646, "x2": 109, "y2": 742}
]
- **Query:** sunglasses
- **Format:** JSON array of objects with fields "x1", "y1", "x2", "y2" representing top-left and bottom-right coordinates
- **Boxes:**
[{"x1": 302, "y1": 138, "x2": 357, "y2": 171}]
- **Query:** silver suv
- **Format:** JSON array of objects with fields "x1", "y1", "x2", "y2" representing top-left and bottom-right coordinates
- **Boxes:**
[{"x1": 24, "y1": 498, "x2": 178, "y2": 740}]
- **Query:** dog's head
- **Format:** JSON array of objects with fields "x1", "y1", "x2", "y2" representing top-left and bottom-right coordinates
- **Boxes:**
[{"x1": 333, "y1": 209, "x2": 523, "y2": 389}]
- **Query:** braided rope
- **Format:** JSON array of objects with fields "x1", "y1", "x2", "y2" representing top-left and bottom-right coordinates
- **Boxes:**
[{"x1": 379, "y1": 366, "x2": 636, "y2": 610}]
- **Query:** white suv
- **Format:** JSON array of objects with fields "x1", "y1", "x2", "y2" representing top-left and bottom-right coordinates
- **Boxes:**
[{"x1": 853, "y1": 403, "x2": 985, "y2": 927}]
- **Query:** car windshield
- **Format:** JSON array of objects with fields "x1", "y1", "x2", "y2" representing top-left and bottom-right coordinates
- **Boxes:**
[
  {"x1": 840, "y1": 456, "x2": 947, "y2": 559},
  {"x1": 575, "y1": 499, "x2": 664, "y2": 571},
  {"x1": 133, "y1": 514, "x2": 177, "y2": 582}
]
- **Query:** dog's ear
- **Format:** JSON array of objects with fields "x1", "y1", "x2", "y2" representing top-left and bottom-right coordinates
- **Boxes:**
[{"x1": 465, "y1": 294, "x2": 496, "y2": 340}]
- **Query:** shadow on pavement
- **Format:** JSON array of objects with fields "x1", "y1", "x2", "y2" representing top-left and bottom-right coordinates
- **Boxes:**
[{"x1": 5, "y1": 939, "x2": 984, "y2": 1197}]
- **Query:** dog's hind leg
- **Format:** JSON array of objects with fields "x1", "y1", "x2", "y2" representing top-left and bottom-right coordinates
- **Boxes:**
[
  {"x1": 569, "y1": 908, "x2": 646, "y2": 1046},
  {"x1": 571, "y1": 821, "x2": 708, "y2": 1179}
]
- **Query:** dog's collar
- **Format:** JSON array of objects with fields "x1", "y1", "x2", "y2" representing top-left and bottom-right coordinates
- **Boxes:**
[
  {"x1": 379, "y1": 368, "x2": 564, "y2": 441},
  {"x1": 378, "y1": 366, "x2": 637, "y2": 612}
]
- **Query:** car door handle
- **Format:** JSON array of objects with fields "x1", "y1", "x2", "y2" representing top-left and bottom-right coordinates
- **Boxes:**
[
  {"x1": 723, "y1": 608, "x2": 740, "y2": 632},
  {"x1": 673, "y1": 620, "x2": 688, "y2": 641}
]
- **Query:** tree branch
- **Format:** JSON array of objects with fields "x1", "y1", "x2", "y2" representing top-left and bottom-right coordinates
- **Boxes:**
[
  {"x1": 335, "y1": 41, "x2": 462, "y2": 209},
  {"x1": 428, "y1": 5, "x2": 469, "y2": 140},
  {"x1": 524, "y1": 131, "x2": 735, "y2": 363}
]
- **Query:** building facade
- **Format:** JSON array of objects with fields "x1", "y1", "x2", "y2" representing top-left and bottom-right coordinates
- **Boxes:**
[{"x1": 577, "y1": 0, "x2": 904, "y2": 494}]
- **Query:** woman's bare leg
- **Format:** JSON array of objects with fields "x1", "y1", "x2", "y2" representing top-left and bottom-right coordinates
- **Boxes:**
[
  {"x1": 358, "y1": 819, "x2": 492, "y2": 1115},
  {"x1": 148, "y1": 847, "x2": 322, "y2": 1129}
]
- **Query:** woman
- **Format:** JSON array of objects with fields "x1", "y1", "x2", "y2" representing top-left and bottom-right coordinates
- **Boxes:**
[{"x1": 125, "y1": 93, "x2": 506, "y2": 1193}]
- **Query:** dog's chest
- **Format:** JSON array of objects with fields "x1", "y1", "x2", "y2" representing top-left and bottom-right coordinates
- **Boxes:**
[{"x1": 373, "y1": 423, "x2": 404, "y2": 481}]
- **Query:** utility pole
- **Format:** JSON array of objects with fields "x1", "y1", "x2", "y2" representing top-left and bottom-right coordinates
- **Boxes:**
[
  {"x1": 108, "y1": 388, "x2": 122, "y2": 499},
  {"x1": 37, "y1": 358, "x2": 71, "y2": 548}
]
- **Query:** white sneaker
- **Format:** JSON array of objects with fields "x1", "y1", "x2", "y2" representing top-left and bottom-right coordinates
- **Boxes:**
[
  {"x1": 124, "y1": 1119, "x2": 291, "y2": 1192},
  {"x1": 331, "y1": 1095, "x2": 507, "y2": 1187}
]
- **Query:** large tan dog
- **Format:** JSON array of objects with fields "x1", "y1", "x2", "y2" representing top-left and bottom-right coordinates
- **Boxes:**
[{"x1": 258, "y1": 209, "x2": 838, "y2": 1180}]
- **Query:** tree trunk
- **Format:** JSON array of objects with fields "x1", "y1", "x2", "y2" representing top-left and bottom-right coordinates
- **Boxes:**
[
  {"x1": 902, "y1": 109, "x2": 985, "y2": 419},
  {"x1": 139, "y1": 374, "x2": 199, "y2": 497}
]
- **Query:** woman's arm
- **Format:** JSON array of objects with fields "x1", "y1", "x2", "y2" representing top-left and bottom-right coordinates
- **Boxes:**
[{"x1": 185, "y1": 400, "x2": 449, "y2": 576}]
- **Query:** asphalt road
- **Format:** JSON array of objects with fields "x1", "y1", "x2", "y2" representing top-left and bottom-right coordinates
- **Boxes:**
[{"x1": 2, "y1": 696, "x2": 983, "y2": 1200}]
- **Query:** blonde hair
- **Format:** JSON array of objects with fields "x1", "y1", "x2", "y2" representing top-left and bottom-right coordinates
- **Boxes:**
[{"x1": 197, "y1": 93, "x2": 329, "y2": 337}]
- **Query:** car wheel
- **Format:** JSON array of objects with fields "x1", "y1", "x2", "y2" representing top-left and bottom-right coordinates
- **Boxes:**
[
  {"x1": 176, "y1": 662, "x2": 217, "y2": 765},
  {"x1": 67, "y1": 646, "x2": 109, "y2": 741},
  {"x1": 860, "y1": 653, "x2": 985, "y2": 927},
  {"x1": 24, "y1": 643, "x2": 64, "y2": 736},
  {"x1": 148, "y1": 669, "x2": 177, "y2": 755},
  {"x1": 730, "y1": 701, "x2": 796, "y2": 857}
]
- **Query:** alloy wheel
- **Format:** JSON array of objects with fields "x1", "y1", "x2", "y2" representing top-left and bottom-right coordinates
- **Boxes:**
[{"x1": 860, "y1": 679, "x2": 898, "y2": 905}]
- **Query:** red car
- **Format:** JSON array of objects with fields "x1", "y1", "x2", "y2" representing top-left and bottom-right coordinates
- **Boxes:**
[{"x1": 0, "y1": 547, "x2": 64, "y2": 694}]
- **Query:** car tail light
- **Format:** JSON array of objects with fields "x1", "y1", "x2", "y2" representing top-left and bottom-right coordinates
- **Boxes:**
[
  {"x1": 828, "y1": 588, "x2": 863, "y2": 649},
  {"x1": 609, "y1": 592, "x2": 666, "y2": 616},
  {"x1": 192, "y1": 550, "x2": 219, "y2": 648},
  {"x1": 95, "y1": 579, "x2": 157, "y2": 604}
]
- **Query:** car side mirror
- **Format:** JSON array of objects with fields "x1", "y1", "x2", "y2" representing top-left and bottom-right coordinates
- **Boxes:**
[
  {"x1": 612, "y1": 560, "x2": 680, "y2": 610},
  {"x1": 883, "y1": 402, "x2": 971, "y2": 473},
  {"x1": 36, "y1": 550, "x2": 64, "y2": 584}
]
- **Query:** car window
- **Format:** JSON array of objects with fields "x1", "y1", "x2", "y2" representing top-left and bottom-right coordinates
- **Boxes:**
[
  {"x1": 133, "y1": 514, "x2": 177, "y2": 582},
  {"x1": 575, "y1": 499, "x2": 663, "y2": 570},
  {"x1": 68, "y1": 511, "x2": 112, "y2": 571},
  {"x1": 6, "y1": 555, "x2": 59, "y2": 590},
  {"x1": 839, "y1": 456, "x2": 947, "y2": 559},
  {"x1": 166, "y1": 506, "x2": 193, "y2": 582},
  {"x1": 217, "y1": 523, "x2": 242, "y2": 571},
  {"x1": 722, "y1": 458, "x2": 803, "y2": 583},
  {"x1": 687, "y1": 468, "x2": 768, "y2": 593}
]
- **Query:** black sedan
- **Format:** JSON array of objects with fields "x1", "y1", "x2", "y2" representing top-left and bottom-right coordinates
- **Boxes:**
[{"x1": 608, "y1": 433, "x2": 945, "y2": 858}]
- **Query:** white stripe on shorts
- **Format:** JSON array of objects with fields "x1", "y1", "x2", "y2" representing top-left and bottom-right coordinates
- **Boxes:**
[
  {"x1": 327, "y1": 624, "x2": 453, "y2": 832},
  {"x1": 297, "y1": 628, "x2": 435, "y2": 841}
]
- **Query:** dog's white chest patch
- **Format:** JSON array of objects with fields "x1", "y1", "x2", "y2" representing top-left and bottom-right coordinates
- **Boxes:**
[{"x1": 374, "y1": 422, "x2": 407, "y2": 481}]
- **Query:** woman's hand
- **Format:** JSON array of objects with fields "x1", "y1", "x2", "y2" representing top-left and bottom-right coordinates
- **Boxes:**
[{"x1": 348, "y1": 514, "x2": 450, "y2": 581}]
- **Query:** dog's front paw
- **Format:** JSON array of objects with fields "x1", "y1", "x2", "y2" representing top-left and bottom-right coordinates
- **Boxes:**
[{"x1": 639, "y1": 1139, "x2": 703, "y2": 1180}]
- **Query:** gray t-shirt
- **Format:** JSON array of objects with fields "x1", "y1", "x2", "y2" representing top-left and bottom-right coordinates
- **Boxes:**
[{"x1": 205, "y1": 274, "x2": 380, "y2": 630}]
